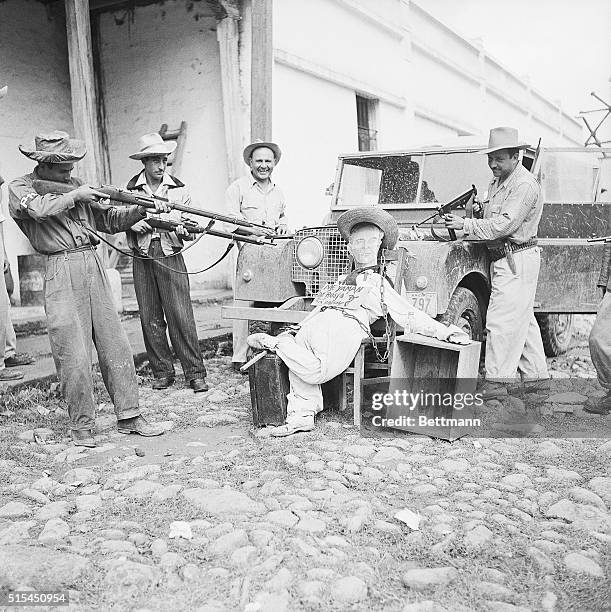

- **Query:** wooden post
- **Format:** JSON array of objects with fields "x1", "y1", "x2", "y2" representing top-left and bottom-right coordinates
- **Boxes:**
[
  {"x1": 64, "y1": 0, "x2": 108, "y2": 185},
  {"x1": 65, "y1": 0, "x2": 112, "y2": 266},
  {"x1": 217, "y1": 8, "x2": 245, "y2": 184},
  {"x1": 251, "y1": 0, "x2": 273, "y2": 140}
]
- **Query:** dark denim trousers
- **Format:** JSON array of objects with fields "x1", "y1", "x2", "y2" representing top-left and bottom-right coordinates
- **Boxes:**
[
  {"x1": 44, "y1": 249, "x2": 140, "y2": 431},
  {"x1": 133, "y1": 240, "x2": 206, "y2": 382}
]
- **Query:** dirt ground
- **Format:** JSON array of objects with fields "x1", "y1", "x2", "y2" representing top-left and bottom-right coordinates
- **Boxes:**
[{"x1": 0, "y1": 324, "x2": 609, "y2": 612}]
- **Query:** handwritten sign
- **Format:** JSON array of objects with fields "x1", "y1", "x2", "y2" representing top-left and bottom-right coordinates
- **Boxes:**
[{"x1": 312, "y1": 283, "x2": 369, "y2": 310}]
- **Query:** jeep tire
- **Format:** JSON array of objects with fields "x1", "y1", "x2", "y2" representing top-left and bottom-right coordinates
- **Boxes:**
[
  {"x1": 440, "y1": 286, "x2": 485, "y2": 342},
  {"x1": 535, "y1": 313, "x2": 574, "y2": 357}
]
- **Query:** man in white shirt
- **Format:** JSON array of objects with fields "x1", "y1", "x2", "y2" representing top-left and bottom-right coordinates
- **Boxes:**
[{"x1": 225, "y1": 140, "x2": 288, "y2": 370}]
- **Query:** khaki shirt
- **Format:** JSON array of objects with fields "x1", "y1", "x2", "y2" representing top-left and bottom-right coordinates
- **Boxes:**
[
  {"x1": 225, "y1": 174, "x2": 286, "y2": 228},
  {"x1": 463, "y1": 163, "x2": 542, "y2": 244},
  {"x1": 9, "y1": 170, "x2": 146, "y2": 255},
  {"x1": 125, "y1": 171, "x2": 192, "y2": 256}
]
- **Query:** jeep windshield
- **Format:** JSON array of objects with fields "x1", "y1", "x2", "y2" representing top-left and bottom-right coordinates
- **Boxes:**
[{"x1": 335, "y1": 151, "x2": 492, "y2": 209}]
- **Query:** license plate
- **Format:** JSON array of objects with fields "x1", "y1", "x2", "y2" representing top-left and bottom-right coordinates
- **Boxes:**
[{"x1": 405, "y1": 291, "x2": 438, "y2": 316}]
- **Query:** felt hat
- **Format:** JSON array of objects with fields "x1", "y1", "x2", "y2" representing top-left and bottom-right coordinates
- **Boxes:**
[
  {"x1": 129, "y1": 132, "x2": 177, "y2": 160},
  {"x1": 480, "y1": 126, "x2": 530, "y2": 154},
  {"x1": 19, "y1": 130, "x2": 86, "y2": 163},
  {"x1": 337, "y1": 207, "x2": 399, "y2": 250},
  {"x1": 243, "y1": 139, "x2": 282, "y2": 165}
]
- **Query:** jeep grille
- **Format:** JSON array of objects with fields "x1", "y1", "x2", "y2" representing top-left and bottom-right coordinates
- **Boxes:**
[{"x1": 292, "y1": 227, "x2": 350, "y2": 296}]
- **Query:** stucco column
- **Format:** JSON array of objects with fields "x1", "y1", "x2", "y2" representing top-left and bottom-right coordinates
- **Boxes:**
[
  {"x1": 251, "y1": 0, "x2": 273, "y2": 140},
  {"x1": 217, "y1": 8, "x2": 244, "y2": 184}
]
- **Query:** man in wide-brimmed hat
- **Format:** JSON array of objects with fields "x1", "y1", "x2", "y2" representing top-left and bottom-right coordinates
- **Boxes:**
[
  {"x1": 225, "y1": 139, "x2": 288, "y2": 370},
  {"x1": 444, "y1": 126, "x2": 549, "y2": 397},
  {"x1": 248, "y1": 207, "x2": 469, "y2": 437},
  {"x1": 8, "y1": 130, "x2": 168, "y2": 446},
  {"x1": 125, "y1": 132, "x2": 208, "y2": 393}
]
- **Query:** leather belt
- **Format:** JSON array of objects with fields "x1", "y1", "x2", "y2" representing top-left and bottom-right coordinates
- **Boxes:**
[
  {"x1": 49, "y1": 243, "x2": 96, "y2": 256},
  {"x1": 488, "y1": 238, "x2": 538, "y2": 262}
]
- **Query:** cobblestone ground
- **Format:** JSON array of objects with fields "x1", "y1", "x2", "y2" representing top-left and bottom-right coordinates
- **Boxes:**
[{"x1": 0, "y1": 326, "x2": 610, "y2": 612}]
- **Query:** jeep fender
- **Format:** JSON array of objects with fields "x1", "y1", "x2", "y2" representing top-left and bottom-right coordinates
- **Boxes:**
[
  {"x1": 235, "y1": 240, "x2": 302, "y2": 302},
  {"x1": 400, "y1": 239, "x2": 490, "y2": 314}
]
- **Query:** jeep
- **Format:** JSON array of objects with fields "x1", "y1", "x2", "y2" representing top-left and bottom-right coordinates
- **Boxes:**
[{"x1": 222, "y1": 145, "x2": 611, "y2": 355}]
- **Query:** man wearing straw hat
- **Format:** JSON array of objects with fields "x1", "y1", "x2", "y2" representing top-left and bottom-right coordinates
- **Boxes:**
[
  {"x1": 248, "y1": 207, "x2": 469, "y2": 437},
  {"x1": 8, "y1": 130, "x2": 167, "y2": 446},
  {"x1": 444, "y1": 126, "x2": 549, "y2": 397},
  {"x1": 125, "y1": 132, "x2": 208, "y2": 393},
  {"x1": 225, "y1": 140, "x2": 288, "y2": 371}
]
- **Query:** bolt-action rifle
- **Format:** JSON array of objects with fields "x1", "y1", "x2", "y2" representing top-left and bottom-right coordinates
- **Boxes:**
[
  {"x1": 144, "y1": 217, "x2": 278, "y2": 246},
  {"x1": 32, "y1": 179, "x2": 289, "y2": 244}
]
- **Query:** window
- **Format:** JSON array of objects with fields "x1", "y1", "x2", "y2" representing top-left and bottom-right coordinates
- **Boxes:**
[{"x1": 356, "y1": 94, "x2": 378, "y2": 151}]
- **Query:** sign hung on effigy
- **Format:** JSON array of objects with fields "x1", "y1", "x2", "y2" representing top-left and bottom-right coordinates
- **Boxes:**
[{"x1": 312, "y1": 283, "x2": 370, "y2": 310}]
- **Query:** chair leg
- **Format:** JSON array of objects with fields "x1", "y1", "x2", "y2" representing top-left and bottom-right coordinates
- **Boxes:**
[
  {"x1": 353, "y1": 347, "x2": 365, "y2": 426},
  {"x1": 339, "y1": 373, "x2": 348, "y2": 413}
]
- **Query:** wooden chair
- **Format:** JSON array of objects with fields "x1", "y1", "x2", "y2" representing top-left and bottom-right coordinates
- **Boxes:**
[{"x1": 338, "y1": 247, "x2": 408, "y2": 425}]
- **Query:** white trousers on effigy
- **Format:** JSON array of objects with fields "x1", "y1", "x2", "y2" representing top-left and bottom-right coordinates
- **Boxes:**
[
  {"x1": 275, "y1": 309, "x2": 366, "y2": 426},
  {"x1": 485, "y1": 247, "x2": 549, "y2": 381}
]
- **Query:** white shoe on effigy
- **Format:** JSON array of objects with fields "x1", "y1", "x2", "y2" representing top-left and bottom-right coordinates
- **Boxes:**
[
  {"x1": 269, "y1": 423, "x2": 315, "y2": 437},
  {"x1": 247, "y1": 333, "x2": 278, "y2": 350}
]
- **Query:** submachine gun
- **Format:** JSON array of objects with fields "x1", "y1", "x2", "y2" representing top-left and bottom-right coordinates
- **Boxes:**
[
  {"x1": 32, "y1": 179, "x2": 289, "y2": 246},
  {"x1": 415, "y1": 184, "x2": 477, "y2": 241}
]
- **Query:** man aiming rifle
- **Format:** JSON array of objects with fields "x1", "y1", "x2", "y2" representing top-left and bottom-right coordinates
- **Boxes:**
[
  {"x1": 8, "y1": 130, "x2": 167, "y2": 446},
  {"x1": 31, "y1": 181, "x2": 282, "y2": 243}
]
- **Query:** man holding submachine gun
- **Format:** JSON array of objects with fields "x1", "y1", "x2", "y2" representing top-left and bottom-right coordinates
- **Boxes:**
[{"x1": 443, "y1": 126, "x2": 550, "y2": 398}]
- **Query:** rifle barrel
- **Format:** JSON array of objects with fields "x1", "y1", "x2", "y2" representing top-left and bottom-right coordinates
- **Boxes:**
[
  {"x1": 145, "y1": 217, "x2": 275, "y2": 246},
  {"x1": 32, "y1": 179, "x2": 275, "y2": 235}
]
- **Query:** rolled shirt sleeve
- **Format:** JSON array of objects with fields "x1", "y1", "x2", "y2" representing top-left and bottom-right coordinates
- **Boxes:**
[
  {"x1": 92, "y1": 203, "x2": 147, "y2": 234},
  {"x1": 9, "y1": 179, "x2": 77, "y2": 222},
  {"x1": 462, "y1": 181, "x2": 538, "y2": 241}
]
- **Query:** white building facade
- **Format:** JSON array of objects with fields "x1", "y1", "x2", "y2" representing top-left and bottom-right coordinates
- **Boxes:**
[{"x1": 0, "y1": 0, "x2": 583, "y2": 302}]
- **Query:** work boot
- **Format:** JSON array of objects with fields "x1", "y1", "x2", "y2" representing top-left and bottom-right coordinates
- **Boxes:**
[
  {"x1": 478, "y1": 381, "x2": 509, "y2": 401},
  {"x1": 269, "y1": 423, "x2": 315, "y2": 437},
  {"x1": 117, "y1": 415, "x2": 165, "y2": 436},
  {"x1": 152, "y1": 376, "x2": 174, "y2": 390},
  {"x1": 508, "y1": 378, "x2": 551, "y2": 396},
  {"x1": 583, "y1": 392, "x2": 611, "y2": 415},
  {"x1": 5, "y1": 352, "x2": 35, "y2": 367},
  {"x1": 0, "y1": 368, "x2": 24, "y2": 381},
  {"x1": 190, "y1": 378, "x2": 209, "y2": 393},
  {"x1": 71, "y1": 429, "x2": 96, "y2": 448}
]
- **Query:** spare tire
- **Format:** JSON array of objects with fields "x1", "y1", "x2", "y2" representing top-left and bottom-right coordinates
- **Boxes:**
[
  {"x1": 535, "y1": 313, "x2": 574, "y2": 357},
  {"x1": 440, "y1": 286, "x2": 485, "y2": 342}
]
